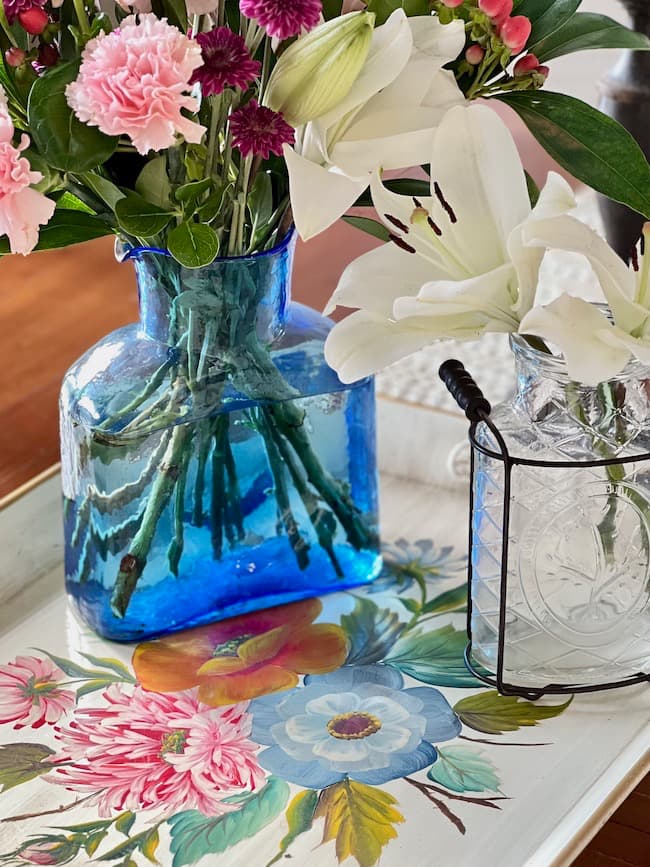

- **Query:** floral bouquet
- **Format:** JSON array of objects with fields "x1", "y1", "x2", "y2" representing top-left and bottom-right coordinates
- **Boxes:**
[{"x1": 0, "y1": 0, "x2": 648, "y2": 636}]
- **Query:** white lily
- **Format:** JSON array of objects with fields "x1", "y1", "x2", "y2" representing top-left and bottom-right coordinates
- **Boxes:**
[
  {"x1": 323, "y1": 103, "x2": 576, "y2": 384},
  {"x1": 519, "y1": 220, "x2": 650, "y2": 385},
  {"x1": 284, "y1": 9, "x2": 466, "y2": 240}
]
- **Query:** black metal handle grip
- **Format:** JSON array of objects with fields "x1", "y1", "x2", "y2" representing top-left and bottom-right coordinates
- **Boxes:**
[{"x1": 439, "y1": 359, "x2": 491, "y2": 422}]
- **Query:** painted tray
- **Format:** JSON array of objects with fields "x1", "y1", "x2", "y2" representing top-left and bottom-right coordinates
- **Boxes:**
[{"x1": 0, "y1": 401, "x2": 648, "y2": 867}]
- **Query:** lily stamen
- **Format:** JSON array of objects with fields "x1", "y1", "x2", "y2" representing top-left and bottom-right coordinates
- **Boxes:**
[
  {"x1": 388, "y1": 233, "x2": 416, "y2": 254},
  {"x1": 433, "y1": 181, "x2": 458, "y2": 223},
  {"x1": 384, "y1": 213, "x2": 409, "y2": 233}
]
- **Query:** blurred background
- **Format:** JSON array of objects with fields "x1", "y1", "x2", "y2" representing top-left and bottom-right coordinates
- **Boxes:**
[{"x1": 0, "y1": 0, "x2": 634, "y2": 498}]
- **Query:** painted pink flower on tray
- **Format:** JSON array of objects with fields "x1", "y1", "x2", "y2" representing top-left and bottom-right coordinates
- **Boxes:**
[
  {"x1": 46, "y1": 684, "x2": 265, "y2": 817},
  {"x1": 0, "y1": 655, "x2": 75, "y2": 729}
]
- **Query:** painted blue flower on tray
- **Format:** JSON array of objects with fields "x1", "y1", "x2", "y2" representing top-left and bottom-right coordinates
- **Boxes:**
[
  {"x1": 371, "y1": 538, "x2": 467, "y2": 594},
  {"x1": 250, "y1": 664, "x2": 462, "y2": 788}
]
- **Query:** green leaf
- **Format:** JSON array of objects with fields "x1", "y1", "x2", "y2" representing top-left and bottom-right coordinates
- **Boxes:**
[
  {"x1": 55, "y1": 191, "x2": 95, "y2": 214},
  {"x1": 497, "y1": 91, "x2": 650, "y2": 219},
  {"x1": 427, "y1": 746, "x2": 501, "y2": 794},
  {"x1": 454, "y1": 691, "x2": 573, "y2": 734},
  {"x1": 169, "y1": 778, "x2": 290, "y2": 866},
  {"x1": 0, "y1": 208, "x2": 112, "y2": 255},
  {"x1": 97, "y1": 829, "x2": 158, "y2": 862},
  {"x1": 167, "y1": 221, "x2": 220, "y2": 268},
  {"x1": 341, "y1": 596, "x2": 405, "y2": 665},
  {"x1": 517, "y1": 0, "x2": 580, "y2": 46},
  {"x1": 385, "y1": 624, "x2": 482, "y2": 687},
  {"x1": 78, "y1": 172, "x2": 125, "y2": 212},
  {"x1": 79, "y1": 653, "x2": 134, "y2": 681},
  {"x1": 114, "y1": 812, "x2": 137, "y2": 837},
  {"x1": 140, "y1": 827, "x2": 159, "y2": 863},
  {"x1": 136, "y1": 156, "x2": 173, "y2": 209},
  {"x1": 174, "y1": 178, "x2": 212, "y2": 204},
  {"x1": 34, "y1": 649, "x2": 108, "y2": 679},
  {"x1": 398, "y1": 597, "x2": 421, "y2": 615},
  {"x1": 76, "y1": 678, "x2": 123, "y2": 700},
  {"x1": 421, "y1": 584, "x2": 467, "y2": 616},
  {"x1": 85, "y1": 831, "x2": 109, "y2": 857},
  {"x1": 342, "y1": 215, "x2": 390, "y2": 242},
  {"x1": 0, "y1": 743, "x2": 56, "y2": 792},
  {"x1": 534, "y1": 13, "x2": 650, "y2": 62},
  {"x1": 366, "y1": 0, "x2": 427, "y2": 25},
  {"x1": 525, "y1": 171, "x2": 540, "y2": 208},
  {"x1": 115, "y1": 192, "x2": 174, "y2": 239},
  {"x1": 28, "y1": 62, "x2": 118, "y2": 171},
  {"x1": 354, "y1": 177, "x2": 431, "y2": 207},
  {"x1": 322, "y1": 0, "x2": 343, "y2": 18},
  {"x1": 267, "y1": 790, "x2": 318, "y2": 866}
]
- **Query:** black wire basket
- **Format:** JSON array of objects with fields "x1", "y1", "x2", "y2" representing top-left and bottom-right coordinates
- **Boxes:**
[{"x1": 439, "y1": 359, "x2": 650, "y2": 700}]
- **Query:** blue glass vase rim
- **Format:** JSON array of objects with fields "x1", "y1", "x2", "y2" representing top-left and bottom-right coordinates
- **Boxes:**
[{"x1": 117, "y1": 226, "x2": 296, "y2": 265}]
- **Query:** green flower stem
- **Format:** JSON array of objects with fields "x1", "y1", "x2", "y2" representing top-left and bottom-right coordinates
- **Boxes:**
[
  {"x1": 257, "y1": 409, "x2": 310, "y2": 570},
  {"x1": 0, "y1": 3, "x2": 18, "y2": 47},
  {"x1": 224, "y1": 432, "x2": 245, "y2": 540},
  {"x1": 110, "y1": 424, "x2": 193, "y2": 617},
  {"x1": 96, "y1": 359, "x2": 173, "y2": 431},
  {"x1": 168, "y1": 441, "x2": 190, "y2": 575},
  {"x1": 210, "y1": 416, "x2": 228, "y2": 559},
  {"x1": 192, "y1": 420, "x2": 213, "y2": 526},
  {"x1": 72, "y1": 0, "x2": 91, "y2": 37}
]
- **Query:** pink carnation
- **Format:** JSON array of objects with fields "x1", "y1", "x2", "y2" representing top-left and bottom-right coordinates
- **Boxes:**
[
  {"x1": 0, "y1": 655, "x2": 74, "y2": 728},
  {"x1": 66, "y1": 14, "x2": 205, "y2": 155},
  {"x1": 240, "y1": 0, "x2": 322, "y2": 40},
  {"x1": 47, "y1": 684, "x2": 265, "y2": 817}
]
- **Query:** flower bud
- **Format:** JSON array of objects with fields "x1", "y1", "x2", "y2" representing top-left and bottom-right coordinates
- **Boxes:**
[
  {"x1": 5, "y1": 47, "x2": 26, "y2": 67},
  {"x1": 17, "y1": 839, "x2": 79, "y2": 866},
  {"x1": 513, "y1": 53, "x2": 539, "y2": 76},
  {"x1": 18, "y1": 6, "x2": 49, "y2": 34},
  {"x1": 465, "y1": 44, "x2": 485, "y2": 65},
  {"x1": 264, "y1": 10, "x2": 375, "y2": 127},
  {"x1": 500, "y1": 15, "x2": 532, "y2": 54},
  {"x1": 479, "y1": 0, "x2": 511, "y2": 18},
  {"x1": 440, "y1": 0, "x2": 464, "y2": 6}
]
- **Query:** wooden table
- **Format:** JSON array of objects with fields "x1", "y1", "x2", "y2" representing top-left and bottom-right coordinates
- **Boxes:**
[{"x1": 0, "y1": 400, "x2": 647, "y2": 867}]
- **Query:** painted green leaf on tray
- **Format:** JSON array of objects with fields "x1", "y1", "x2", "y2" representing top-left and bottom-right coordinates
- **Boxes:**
[
  {"x1": 384, "y1": 625, "x2": 481, "y2": 687},
  {"x1": 314, "y1": 779, "x2": 404, "y2": 867},
  {"x1": 267, "y1": 789, "x2": 319, "y2": 866},
  {"x1": 341, "y1": 597, "x2": 405, "y2": 666},
  {"x1": 0, "y1": 742, "x2": 56, "y2": 792},
  {"x1": 454, "y1": 691, "x2": 572, "y2": 734},
  {"x1": 421, "y1": 584, "x2": 467, "y2": 616},
  {"x1": 427, "y1": 746, "x2": 501, "y2": 794},
  {"x1": 168, "y1": 777, "x2": 290, "y2": 866}
]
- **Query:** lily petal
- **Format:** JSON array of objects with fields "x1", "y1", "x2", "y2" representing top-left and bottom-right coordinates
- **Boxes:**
[
  {"x1": 519, "y1": 295, "x2": 631, "y2": 385},
  {"x1": 431, "y1": 104, "x2": 531, "y2": 276},
  {"x1": 284, "y1": 144, "x2": 367, "y2": 240},
  {"x1": 324, "y1": 309, "x2": 436, "y2": 383},
  {"x1": 522, "y1": 215, "x2": 640, "y2": 332},
  {"x1": 324, "y1": 240, "x2": 444, "y2": 316}
]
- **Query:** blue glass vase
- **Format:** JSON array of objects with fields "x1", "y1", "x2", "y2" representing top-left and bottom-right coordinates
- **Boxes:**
[{"x1": 60, "y1": 231, "x2": 381, "y2": 641}]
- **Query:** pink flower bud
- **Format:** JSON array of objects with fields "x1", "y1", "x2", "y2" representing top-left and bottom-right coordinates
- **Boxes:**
[
  {"x1": 18, "y1": 6, "x2": 49, "y2": 34},
  {"x1": 500, "y1": 15, "x2": 532, "y2": 54},
  {"x1": 479, "y1": 0, "x2": 512, "y2": 18},
  {"x1": 17, "y1": 840, "x2": 77, "y2": 866},
  {"x1": 513, "y1": 53, "x2": 540, "y2": 76},
  {"x1": 440, "y1": 0, "x2": 464, "y2": 6},
  {"x1": 537, "y1": 65, "x2": 550, "y2": 79},
  {"x1": 5, "y1": 47, "x2": 26, "y2": 67},
  {"x1": 465, "y1": 44, "x2": 485, "y2": 65}
]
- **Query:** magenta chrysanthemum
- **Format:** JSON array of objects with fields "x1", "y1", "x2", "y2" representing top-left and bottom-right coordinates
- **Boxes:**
[
  {"x1": 240, "y1": 0, "x2": 322, "y2": 40},
  {"x1": 230, "y1": 100, "x2": 294, "y2": 159},
  {"x1": 190, "y1": 27, "x2": 261, "y2": 97},
  {"x1": 65, "y1": 14, "x2": 205, "y2": 155},
  {"x1": 2, "y1": 0, "x2": 45, "y2": 24},
  {"x1": 47, "y1": 685, "x2": 266, "y2": 817}
]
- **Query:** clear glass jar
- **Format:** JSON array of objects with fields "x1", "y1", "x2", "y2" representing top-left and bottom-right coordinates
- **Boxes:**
[
  {"x1": 60, "y1": 231, "x2": 381, "y2": 641},
  {"x1": 471, "y1": 333, "x2": 650, "y2": 687}
]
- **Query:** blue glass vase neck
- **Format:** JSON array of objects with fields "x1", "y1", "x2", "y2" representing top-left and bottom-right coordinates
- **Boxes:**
[{"x1": 131, "y1": 233, "x2": 296, "y2": 351}]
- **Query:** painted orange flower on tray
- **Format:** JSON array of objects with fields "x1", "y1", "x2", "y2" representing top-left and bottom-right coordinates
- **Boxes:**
[{"x1": 132, "y1": 598, "x2": 348, "y2": 706}]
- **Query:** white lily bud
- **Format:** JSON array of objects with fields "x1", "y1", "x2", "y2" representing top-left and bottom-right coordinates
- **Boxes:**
[{"x1": 264, "y1": 11, "x2": 375, "y2": 127}]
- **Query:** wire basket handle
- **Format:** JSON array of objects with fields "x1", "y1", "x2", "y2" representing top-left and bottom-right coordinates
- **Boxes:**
[{"x1": 439, "y1": 360, "x2": 491, "y2": 422}]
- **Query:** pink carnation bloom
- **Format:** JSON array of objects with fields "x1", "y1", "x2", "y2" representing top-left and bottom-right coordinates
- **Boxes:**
[
  {"x1": 0, "y1": 655, "x2": 74, "y2": 728},
  {"x1": 240, "y1": 0, "x2": 322, "y2": 40},
  {"x1": 230, "y1": 99, "x2": 294, "y2": 159},
  {"x1": 47, "y1": 685, "x2": 265, "y2": 817},
  {"x1": 66, "y1": 14, "x2": 205, "y2": 155},
  {"x1": 191, "y1": 27, "x2": 261, "y2": 97}
]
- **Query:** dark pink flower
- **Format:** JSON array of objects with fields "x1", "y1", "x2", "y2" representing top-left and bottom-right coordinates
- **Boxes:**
[
  {"x1": 239, "y1": 0, "x2": 322, "y2": 40},
  {"x1": 2, "y1": 0, "x2": 45, "y2": 25},
  {"x1": 47, "y1": 684, "x2": 265, "y2": 817},
  {"x1": 0, "y1": 656, "x2": 74, "y2": 729},
  {"x1": 230, "y1": 99, "x2": 294, "y2": 159},
  {"x1": 190, "y1": 27, "x2": 260, "y2": 97}
]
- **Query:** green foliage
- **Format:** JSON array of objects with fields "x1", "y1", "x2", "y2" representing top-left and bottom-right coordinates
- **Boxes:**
[
  {"x1": 454, "y1": 691, "x2": 573, "y2": 734},
  {"x1": 167, "y1": 221, "x2": 220, "y2": 267},
  {"x1": 497, "y1": 91, "x2": 650, "y2": 219},
  {"x1": 168, "y1": 778, "x2": 290, "y2": 866},
  {"x1": 79, "y1": 172, "x2": 125, "y2": 212},
  {"x1": 525, "y1": 171, "x2": 540, "y2": 208},
  {"x1": 366, "y1": 0, "x2": 428, "y2": 25},
  {"x1": 534, "y1": 13, "x2": 650, "y2": 62},
  {"x1": 267, "y1": 789, "x2": 319, "y2": 866},
  {"x1": 421, "y1": 584, "x2": 467, "y2": 616},
  {"x1": 96, "y1": 827, "x2": 160, "y2": 863},
  {"x1": 114, "y1": 813, "x2": 137, "y2": 837},
  {"x1": 341, "y1": 596, "x2": 405, "y2": 665},
  {"x1": 427, "y1": 745, "x2": 501, "y2": 793},
  {"x1": 136, "y1": 157, "x2": 173, "y2": 209},
  {"x1": 28, "y1": 62, "x2": 118, "y2": 172},
  {"x1": 354, "y1": 177, "x2": 431, "y2": 208},
  {"x1": 342, "y1": 215, "x2": 390, "y2": 241},
  {"x1": 385, "y1": 625, "x2": 483, "y2": 688},
  {"x1": 115, "y1": 192, "x2": 175, "y2": 239},
  {"x1": 517, "y1": 0, "x2": 581, "y2": 47},
  {"x1": 0, "y1": 742, "x2": 56, "y2": 792}
]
